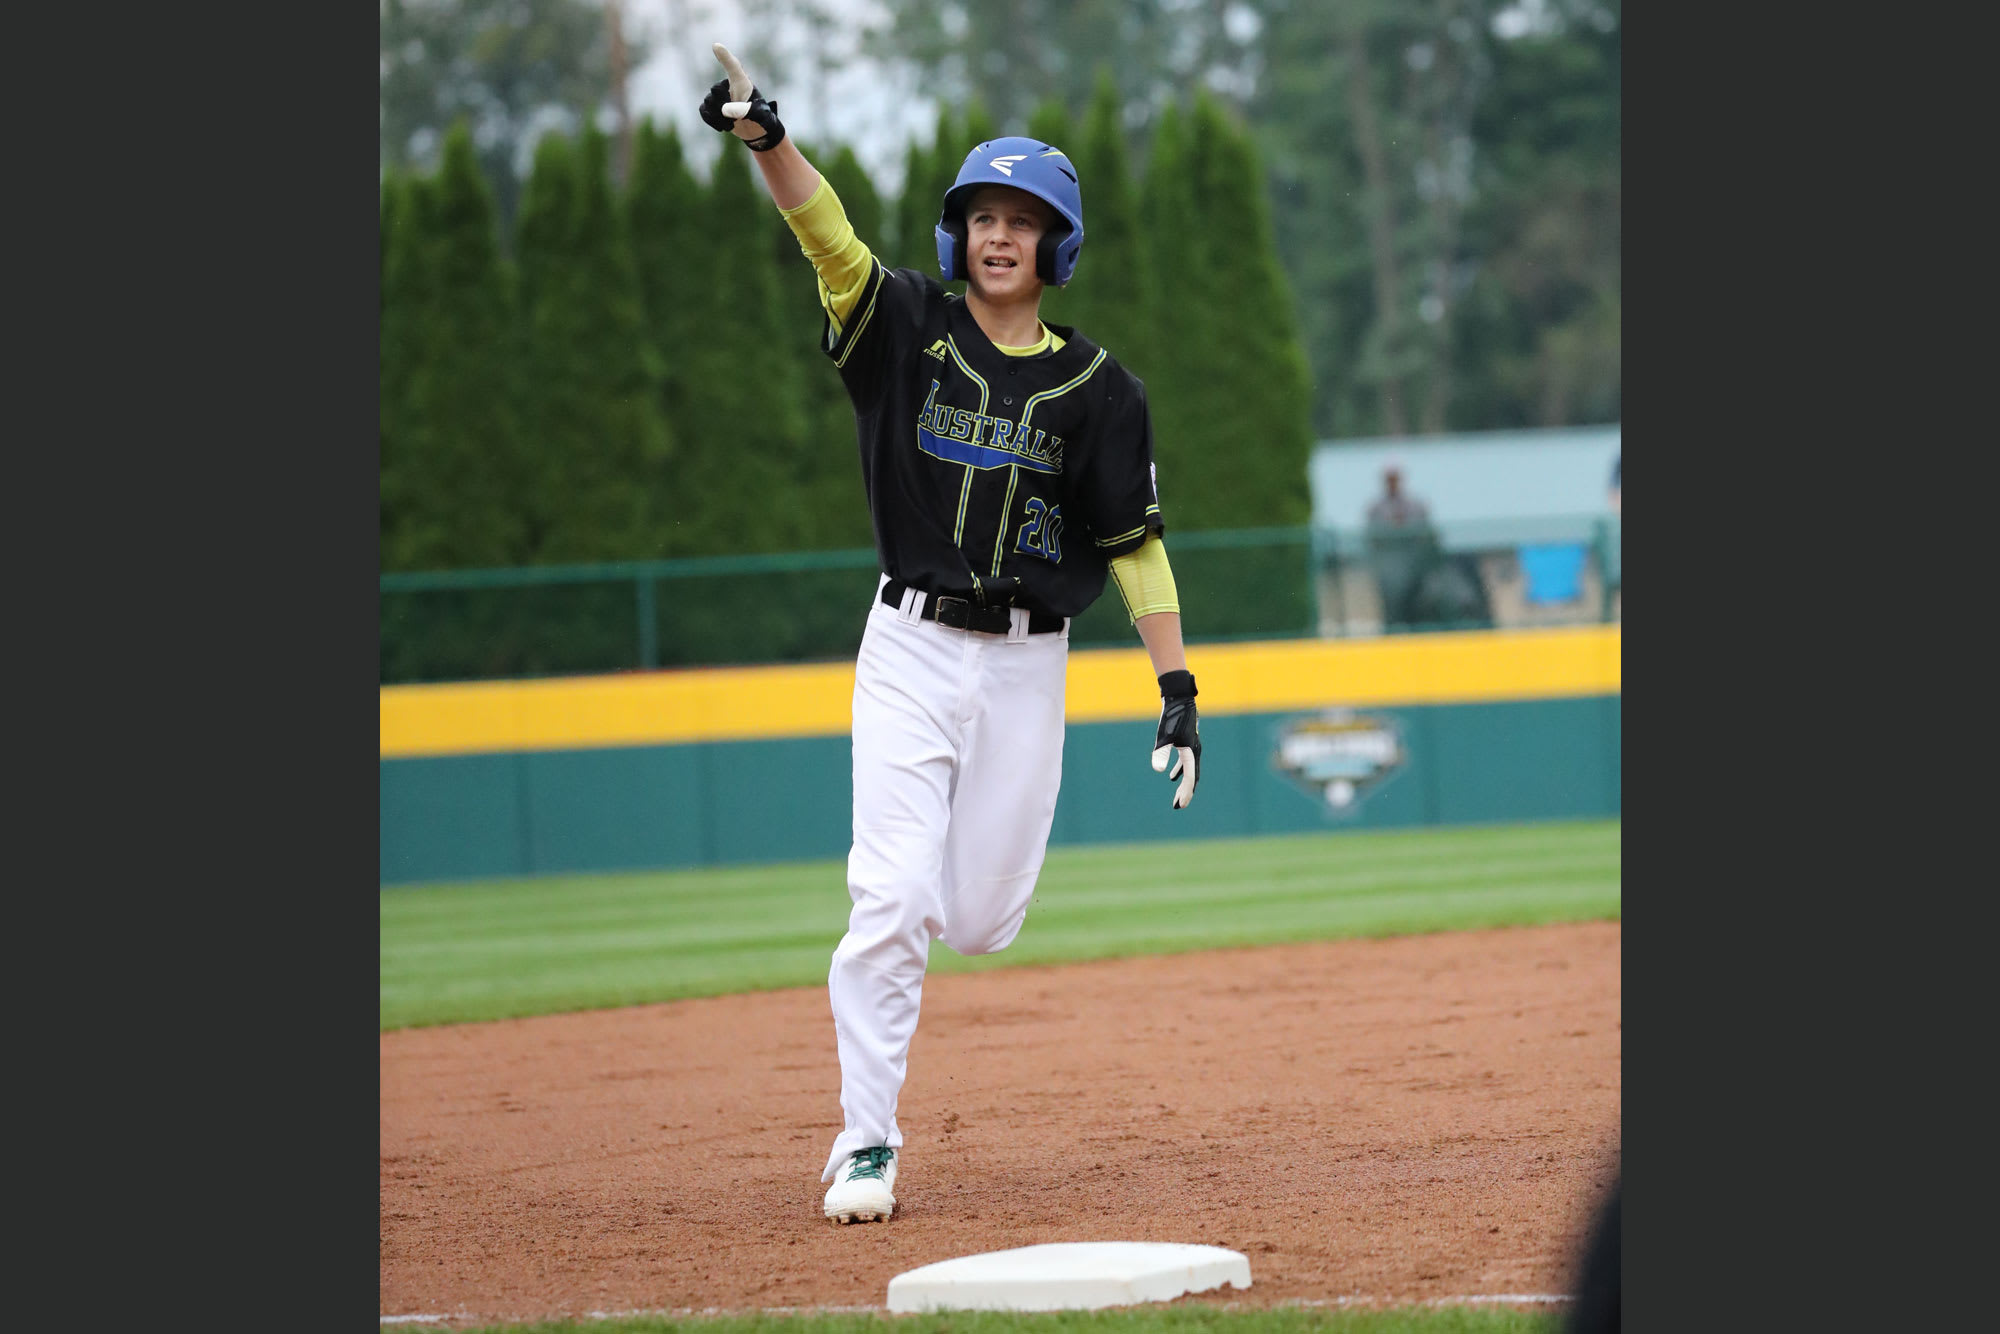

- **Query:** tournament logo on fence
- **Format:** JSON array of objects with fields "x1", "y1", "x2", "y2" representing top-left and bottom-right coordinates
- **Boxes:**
[{"x1": 1273, "y1": 710, "x2": 1407, "y2": 813}]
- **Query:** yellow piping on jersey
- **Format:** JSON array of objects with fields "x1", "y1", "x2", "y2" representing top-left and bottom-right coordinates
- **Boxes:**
[
  {"x1": 990, "y1": 464, "x2": 1020, "y2": 576},
  {"x1": 1094, "y1": 516, "x2": 1157, "y2": 549},
  {"x1": 992, "y1": 347, "x2": 1101, "y2": 570},
  {"x1": 1018, "y1": 348, "x2": 1106, "y2": 428},
  {"x1": 943, "y1": 336, "x2": 991, "y2": 547},
  {"x1": 942, "y1": 336, "x2": 991, "y2": 408},
  {"x1": 953, "y1": 467, "x2": 976, "y2": 547},
  {"x1": 832, "y1": 263, "x2": 885, "y2": 368}
]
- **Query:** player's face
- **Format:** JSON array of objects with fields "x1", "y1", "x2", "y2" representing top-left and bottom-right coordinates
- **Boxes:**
[{"x1": 964, "y1": 185, "x2": 1055, "y2": 302}]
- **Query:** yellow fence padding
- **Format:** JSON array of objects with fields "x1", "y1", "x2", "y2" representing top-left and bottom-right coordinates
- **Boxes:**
[{"x1": 381, "y1": 624, "x2": 1620, "y2": 759}]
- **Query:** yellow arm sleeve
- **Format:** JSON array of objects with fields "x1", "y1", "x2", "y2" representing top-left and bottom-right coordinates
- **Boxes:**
[
  {"x1": 1106, "y1": 534, "x2": 1180, "y2": 622},
  {"x1": 777, "y1": 177, "x2": 877, "y2": 337}
]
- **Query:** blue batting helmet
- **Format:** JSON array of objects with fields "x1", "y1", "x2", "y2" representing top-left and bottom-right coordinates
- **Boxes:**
[{"x1": 934, "y1": 137, "x2": 1085, "y2": 287}]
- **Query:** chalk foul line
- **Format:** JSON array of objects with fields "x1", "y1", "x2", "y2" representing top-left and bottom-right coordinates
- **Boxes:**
[{"x1": 381, "y1": 1295, "x2": 1574, "y2": 1324}]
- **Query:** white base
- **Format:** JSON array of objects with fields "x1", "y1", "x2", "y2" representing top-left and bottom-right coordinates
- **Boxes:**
[{"x1": 886, "y1": 1242, "x2": 1252, "y2": 1313}]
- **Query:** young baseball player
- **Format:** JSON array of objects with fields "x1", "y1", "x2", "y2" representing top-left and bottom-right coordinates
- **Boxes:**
[{"x1": 699, "y1": 45, "x2": 1201, "y2": 1224}]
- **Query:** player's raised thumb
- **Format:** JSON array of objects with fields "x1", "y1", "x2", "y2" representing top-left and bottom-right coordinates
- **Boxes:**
[{"x1": 1151, "y1": 744, "x2": 1171, "y2": 773}]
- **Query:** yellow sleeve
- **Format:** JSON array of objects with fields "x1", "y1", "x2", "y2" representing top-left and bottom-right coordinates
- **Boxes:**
[
  {"x1": 1107, "y1": 534, "x2": 1180, "y2": 622},
  {"x1": 777, "y1": 177, "x2": 878, "y2": 337}
]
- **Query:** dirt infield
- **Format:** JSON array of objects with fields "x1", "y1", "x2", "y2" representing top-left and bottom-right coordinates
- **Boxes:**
[{"x1": 380, "y1": 920, "x2": 1621, "y2": 1326}]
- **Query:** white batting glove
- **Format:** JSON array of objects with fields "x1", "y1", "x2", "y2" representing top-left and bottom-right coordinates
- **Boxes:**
[
  {"x1": 698, "y1": 43, "x2": 787, "y2": 151},
  {"x1": 1152, "y1": 670, "x2": 1201, "y2": 810}
]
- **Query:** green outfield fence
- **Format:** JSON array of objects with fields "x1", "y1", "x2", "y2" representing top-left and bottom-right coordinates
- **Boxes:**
[
  {"x1": 379, "y1": 527, "x2": 1321, "y2": 684},
  {"x1": 378, "y1": 521, "x2": 1621, "y2": 685}
]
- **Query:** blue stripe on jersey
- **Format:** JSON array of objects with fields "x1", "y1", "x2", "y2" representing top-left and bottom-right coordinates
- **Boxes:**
[{"x1": 918, "y1": 426, "x2": 1061, "y2": 474}]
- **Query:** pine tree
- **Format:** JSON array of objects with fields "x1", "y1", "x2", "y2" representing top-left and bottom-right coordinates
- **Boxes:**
[
  {"x1": 1065, "y1": 70, "x2": 1155, "y2": 381},
  {"x1": 624, "y1": 119, "x2": 705, "y2": 439},
  {"x1": 515, "y1": 125, "x2": 674, "y2": 561},
  {"x1": 1137, "y1": 101, "x2": 1203, "y2": 529},
  {"x1": 1169, "y1": 91, "x2": 1250, "y2": 528},
  {"x1": 962, "y1": 103, "x2": 998, "y2": 153},
  {"x1": 1026, "y1": 98, "x2": 1071, "y2": 149},
  {"x1": 934, "y1": 101, "x2": 996, "y2": 211},
  {"x1": 513, "y1": 131, "x2": 577, "y2": 343},
  {"x1": 1188, "y1": 93, "x2": 1313, "y2": 527},
  {"x1": 404, "y1": 121, "x2": 531, "y2": 567},
  {"x1": 379, "y1": 170, "x2": 439, "y2": 570},
  {"x1": 1022, "y1": 98, "x2": 1080, "y2": 332},
  {"x1": 891, "y1": 138, "x2": 932, "y2": 274},
  {"x1": 380, "y1": 173, "x2": 399, "y2": 284},
  {"x1": 511, "y1": 131, "x2": 580, "y2": 553},
  {"x1": 671, "y1": 140, "x2": 809, "y2": 555},
  {"x1": 898, "y1": 109, "x2": 957, "y2": 275}
]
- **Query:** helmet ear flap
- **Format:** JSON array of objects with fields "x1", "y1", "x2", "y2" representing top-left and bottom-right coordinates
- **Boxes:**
[
  {"x1": 935, "y1": 183, "x2": 972, "y2": 282},
  {"x1": 937, "y1": 216, "x2": 969, "y2": 282},
  {"x1": 1035, "y1": 229, "x2": 1062, "y2": 286}
]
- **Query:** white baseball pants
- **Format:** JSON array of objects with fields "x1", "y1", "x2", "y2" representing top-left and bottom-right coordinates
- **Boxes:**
[{"x1": 821, "y1": 578, "x2": 1070, "y2": 1181}]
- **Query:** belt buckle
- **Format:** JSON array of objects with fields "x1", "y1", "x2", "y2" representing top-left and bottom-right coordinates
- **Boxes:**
[{"x1": 935, "y1": 595, "x2": 971, "y2": 630}]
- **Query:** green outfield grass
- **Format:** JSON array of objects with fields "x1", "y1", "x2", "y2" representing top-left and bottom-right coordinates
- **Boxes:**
[
  {"x1": 449, "y1": 1305, "x2": 1561, "y2": 1334},
  {"x1": 380, "y1": 819, "x2": 1620, "y2": 1030}
]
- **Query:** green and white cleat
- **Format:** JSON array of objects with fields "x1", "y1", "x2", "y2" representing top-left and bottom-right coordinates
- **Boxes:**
[{"x1": 824, "y1": 1146, "x2": 898, "y2": 1223}]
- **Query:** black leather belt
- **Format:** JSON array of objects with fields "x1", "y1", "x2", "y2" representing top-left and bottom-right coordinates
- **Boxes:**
[{"x1": 880, "y1": 579, "x2": 1066, "y2": 634}]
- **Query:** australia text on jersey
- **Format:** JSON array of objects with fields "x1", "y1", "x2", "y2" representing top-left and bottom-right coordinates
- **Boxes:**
[{"x1": 915, "y1": 379, "x2": 1065, "y2": 475}]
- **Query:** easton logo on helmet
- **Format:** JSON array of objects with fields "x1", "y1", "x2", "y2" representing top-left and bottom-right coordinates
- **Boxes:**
[{"x1": 989, "y1": 154, "x2": 1026, "y2": 176}]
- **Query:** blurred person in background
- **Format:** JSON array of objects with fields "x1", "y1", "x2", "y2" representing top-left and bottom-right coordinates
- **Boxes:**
[
  {"x1": 1366, "y1": 461, "x2": 1431, "y2": 530},
  {"x1": 1608, "y1": 453, "x2": 1621, "y2": 517},
  {"x1": 1364, "y1": 461, "x2": 1443, "y2": 630}
]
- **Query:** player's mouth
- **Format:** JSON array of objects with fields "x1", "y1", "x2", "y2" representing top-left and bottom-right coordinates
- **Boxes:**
[{"x1": 981, "y1": 256, "x2": 1019, "y2": 273}]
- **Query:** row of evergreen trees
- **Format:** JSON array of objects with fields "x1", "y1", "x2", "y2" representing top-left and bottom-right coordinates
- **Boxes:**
[{"x1": 380, "y1": 75, "x2": 1313, "y2": 573}]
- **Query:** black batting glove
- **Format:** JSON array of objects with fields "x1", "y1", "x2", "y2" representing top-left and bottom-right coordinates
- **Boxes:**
[
  {"x1": 697, "y1": 77, "x2": 787, "y2": 152},
  {"x1": 1151, "y1": 670, "x2": 1201, "y2": 810}
]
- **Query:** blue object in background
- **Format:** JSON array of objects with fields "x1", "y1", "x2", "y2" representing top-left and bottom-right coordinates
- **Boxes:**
[
  {"x1": 1309, "y1": 424, "x2": 1621, "y2": 550},
  {"x1": 1519, "y1": 541, "x2": 1589, "y2": 604}
]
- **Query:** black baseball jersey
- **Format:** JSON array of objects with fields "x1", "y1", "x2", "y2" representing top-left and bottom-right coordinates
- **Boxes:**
[{"x1": 824, "y1": 262, "x2": 1164, "y2": 620}]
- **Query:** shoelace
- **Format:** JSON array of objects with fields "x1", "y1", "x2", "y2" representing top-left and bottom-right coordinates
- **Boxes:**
[{"x1": 847, "y1": 1147, "x2": 893, "y2": 1181}]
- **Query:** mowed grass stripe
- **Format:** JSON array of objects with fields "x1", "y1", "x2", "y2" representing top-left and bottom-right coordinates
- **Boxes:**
[
  {"x1": 1033, "y1": 848, "x2": 1616, "y2": 912},
  {"x1": 947, "y1": 880, "x2": 1620, "y2": 975},
  {"x1": 389, "y1": 844, "x2": 1610, "y2": 949},
  {"x1": 387, "y1": 823, "x2": 1619, "y2": 924},
  {"x1": 1033, "y1": 835, "x2": 1619, "y2": 902},
  {"x1": 381, "y1": 819, "x2": 1620, "y2": 1030},
  {"x1": 387, "y1": 822, "x2": 1621, "y2": 937},
  {"x1": 379, "y1": 866, "x2": 827, "y2": 929}
]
